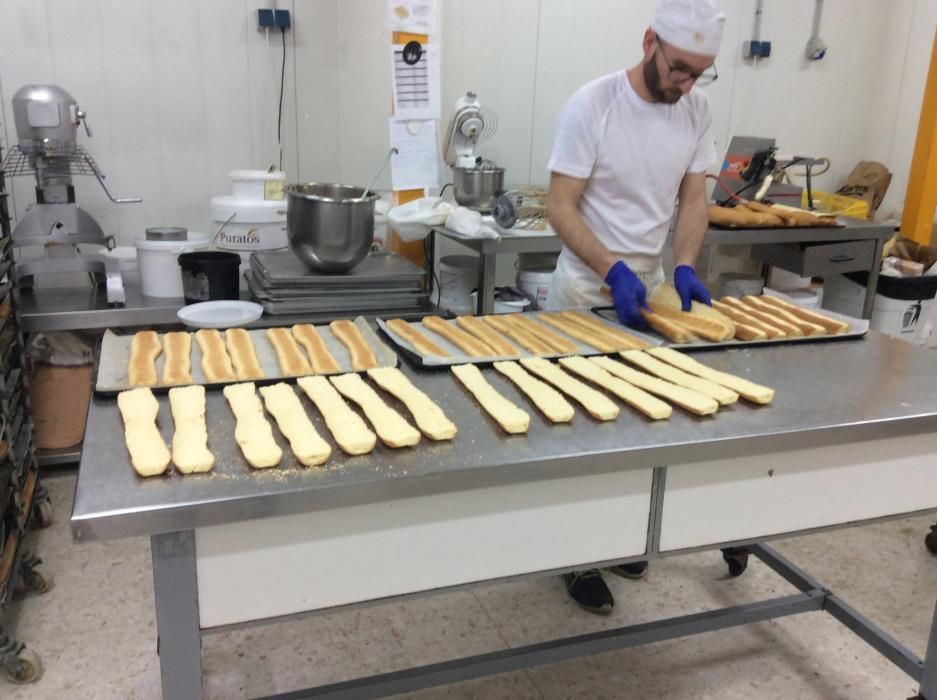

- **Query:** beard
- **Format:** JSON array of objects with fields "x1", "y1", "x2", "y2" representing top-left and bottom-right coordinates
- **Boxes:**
[{"x1": 643, "y1": 58, "x2": 683, "y2": 104}]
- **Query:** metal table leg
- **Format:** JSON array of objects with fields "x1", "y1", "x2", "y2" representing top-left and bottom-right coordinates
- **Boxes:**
[
  {"x1": 152, "y1": 530, "x2": 202, "y2": 700},
  {"x1": 920, "y1": 597, "x2": 937, "y2": 698},
  {"x1": 862, "y1": 236, "x2": 886, "y2": 319},
  {"x1": 476, "y1": 253, "x2": 497, "y2": 315}
]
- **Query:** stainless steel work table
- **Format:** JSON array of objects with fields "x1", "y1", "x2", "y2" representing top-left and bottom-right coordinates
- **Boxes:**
[
  {"x1": 71, "y1": 333, "x2": 937, "y2": 699},
  {"x1": 434, "y1": 217, "x2": 892, "y2": 317}
]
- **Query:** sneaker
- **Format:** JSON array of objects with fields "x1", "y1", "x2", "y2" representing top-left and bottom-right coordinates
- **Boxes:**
[
  {"x1": 563, "y1": 570, "x2": 614, "y2": 615},
  {"x1": 608, "y1": 561, "x2": 648, "y2": 580}
]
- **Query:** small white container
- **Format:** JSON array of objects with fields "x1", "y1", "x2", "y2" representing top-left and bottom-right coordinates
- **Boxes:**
[
  {"x1": 516, "y1": 268, "x2": 555, "y2": 310},
  {"x1": 437, "y1": 255, "x2": 478, "y2": 314},
  {"x1": 210, "y1": 196, "x2": 287, "y2": 251},
  {"x1": 471, "y1": 287, "x2": 532, "y2": 314},
  {"x1": 229, "y1": 169, "x2": 285, "y2": 201},
  {"x1": 135, "y1": 233, "x2": 210, "y2": 298}
]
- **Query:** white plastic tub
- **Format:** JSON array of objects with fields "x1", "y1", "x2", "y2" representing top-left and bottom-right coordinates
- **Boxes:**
[
  {"x1": 210, "y1": 196, "x2": 287, "y2": 251},
  {"x1": 517, "y1": 268, "x2": 554, "y2": 310},
  {"x1": 135, "y1": 233, "x2": 210, "y2": 298},
  {"x1": 437, "y1": 255, "x2": 478, "y2": 314},
  {"x1": 229, "y1": 170, "x2": 285, "y2": 201}
]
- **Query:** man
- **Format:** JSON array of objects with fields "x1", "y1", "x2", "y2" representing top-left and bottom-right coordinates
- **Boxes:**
[{"x1": 545, "y1": 0, "x2": 725, "y2": 614}]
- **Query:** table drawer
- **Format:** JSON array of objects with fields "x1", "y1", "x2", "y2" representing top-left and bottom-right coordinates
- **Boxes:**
[
  {"x1": 658, "y1": 433, "x2": 937, "y2": 552},
  {"x1": 751, "y1": 239, "x2": 875, "y2": 277}
]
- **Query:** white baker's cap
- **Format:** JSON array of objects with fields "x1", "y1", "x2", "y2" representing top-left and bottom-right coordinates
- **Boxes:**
[{"x1": 650, "y1": 0, "x2": 726, "y2": 57}]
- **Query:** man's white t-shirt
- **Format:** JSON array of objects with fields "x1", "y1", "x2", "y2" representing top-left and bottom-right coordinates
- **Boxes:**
[{"x1": 547, "y1": 70, "x2": 718, "y2": 302}]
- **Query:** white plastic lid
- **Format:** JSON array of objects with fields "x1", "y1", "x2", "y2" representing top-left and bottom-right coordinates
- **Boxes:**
[
  {"x1": 134, "y1": 232, "x2": 210, "y2": 252},
  {"x1": 229, "y1": 169, "x2": 285, "y2": 182},
  {"x1": 210, "y1": 196, "x2": 286, "y2": 223}
]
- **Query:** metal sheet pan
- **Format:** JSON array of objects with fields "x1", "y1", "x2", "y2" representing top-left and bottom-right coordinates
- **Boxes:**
[
  {"x1": 592, "y1": 293, "x2": 868, "y2": 351},
  {"x1": 94, "y1": 316, "x2": 398, "y2": 395},
  {"x1": 251, "y1": 251, "x2": 425, "y2": 287},
  {"x1": 376, "y1": 311, "x2": 662, "y2": 369}
]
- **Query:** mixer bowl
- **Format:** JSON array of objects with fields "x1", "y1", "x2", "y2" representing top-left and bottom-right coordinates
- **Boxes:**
[
  {"x1": 286, "y1": 183, "x2": 379, "y2": 273},
  {"x1": 452, "y1": 166, "x2": 505, "y2": 212}
]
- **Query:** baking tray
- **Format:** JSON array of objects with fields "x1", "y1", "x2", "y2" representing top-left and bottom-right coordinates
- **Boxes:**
[
  {"x1": 251, "y1": 251, "x2": 425, "y2": 288},
  {"x1": 591, "y1": 294, "x2": 868, "y2": 351},
  {"x1": 245, "y1": 272, "x2": 424, "y2": 300},
  {"x1": 376, "y1": 310, "x2": 662, "y2": 369},
  {"x1": 708, "y1": 220, "x2": 844, "y2": 230},
  {"x1": 94, "y1": 316, "x2": 399, "y2": 395}
]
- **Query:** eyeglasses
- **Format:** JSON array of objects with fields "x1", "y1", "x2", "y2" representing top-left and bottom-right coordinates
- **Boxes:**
[{"x1": 656, "y1": 39, "x2": 718, "y2": 86}]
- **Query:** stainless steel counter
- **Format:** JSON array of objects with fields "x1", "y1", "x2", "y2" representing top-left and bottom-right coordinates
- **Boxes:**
[
  {"x1": 16, "y1": 281, "x2": 436, "y2": 332},
  {"x1": 71, "y1": 333, "x2": 937, "y2": 542}
]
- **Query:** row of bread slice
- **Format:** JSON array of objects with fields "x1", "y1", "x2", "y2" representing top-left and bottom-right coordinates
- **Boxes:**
[
  {"x1": 451, "y1": 347, "x2": 774, "y2": 434},
  {"x1": 386, "y1": 309, "x2": 650, "y2": 360},
  {"x1": 128, "y1": 321, "x2": 382, "y2": 387},
  {"x1": 117, "y1": 367, "x2": 456, "y2": 477}
]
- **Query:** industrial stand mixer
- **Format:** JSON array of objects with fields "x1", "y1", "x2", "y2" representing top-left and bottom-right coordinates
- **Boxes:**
[{"x1": 1, "y1": 85, "x2": 141, "y2": 304}]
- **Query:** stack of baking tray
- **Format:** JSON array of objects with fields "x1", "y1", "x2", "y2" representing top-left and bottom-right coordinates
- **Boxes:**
[{"x1": 247, "y1": 251, "x2": 429, "y2": 316}]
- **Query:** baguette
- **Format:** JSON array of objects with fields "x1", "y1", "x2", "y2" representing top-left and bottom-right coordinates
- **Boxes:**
[
  {"x1": 484, "y1": 315, "x2": 554, "y2": 354},
  {"x1": 195, "y1": 329, "x2": 237, "y2": 382},
  {"x1": 292, "y1": 324, "x2": 343, "y2": 373},
  {"x1": 452, "y1": 363, "x2": 530, "y2": 434},
  {"x1": 330, "y1": 320, "x2": 379, "y2": 370},
  {"x1": 559, "y1": 310, "x2": 651, "y2": 349},
  {"x1": 755, "y1": 295, "x2": 850, "y2": 334},
  {"x1": 519, "y1": 358, "x2": 619, "y2": 421},
  {"x1": 493, "y1": 360, "x2": 575, "y2": 423},
  {"x1": 641, "y1": 309, "x2": 696, "y2": 343},
  {"x1": 735, "y1": 203, "x2": 786, "y2": 227},
  {"x1": 455, "y1": 315, "x2": 519, "y2": 356},
  {"x1": 742, "y1": 296, "x2": 826, "y2": 336},
  {"x1": 708, "y1": 204, "x2": 754, "y2": 227},
  {"x1": 590, "y1": 356, "x2": 719, "y2": 416},
  {"x1": 385, "y1": 319, "x2": 451, "y2": 358},
  {"x1": 769, "y1": 204, "x2": 839, "y2": 227},
  {"x1": 422, "y1": 316, "x2": 494, "y2": 357},
  {"x1": 536, "y1": 313, "x2": 619, "y2": 352},
  {"x1": 225, "y1": 328, "x2": 266, "y2": 380},
  {"x1": 266, "y1": 327, "x2": 313, "y2": 376},
  {"x1": 650, "y1": 284, "x2": 736, "y2": 341},
  {"x1": 647, "y1": 347, "x2": 775, "y2": 404},
  {"x1": 558, "y1": 355, "x2": 671, "y2": 420},
  {"x1": 721, "y1": 297, "x2": 804, "y2": 337},
  {"x1": 712, "y1": 300, "x2": 787, "y2": 339},
  {"x1": 129, "y1": 331, "x2": 162, "y2": 387},
  {"x1": 743, "y1": 200, "x2": 798, "y2": 226},
  {"x1": 620, "y1": 350, "x2": 738, "y2": 405},
  {"x1": 508, "y1": 315, "x2": 580, "y2": 354},
  {"x1": 731, "y1": 321, "x2": 768, "y2": 341},
  {"x1": 647, "y1": 303, "x2": 735, "y2": 342},
  {"x1": 161, "y1": 332, "x2": 193, "y2": 385}
]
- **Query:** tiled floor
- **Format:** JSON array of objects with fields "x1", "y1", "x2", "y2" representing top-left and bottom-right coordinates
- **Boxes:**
[{"x1": 4, "y1": 472, "x2": 936, "y2": 699}]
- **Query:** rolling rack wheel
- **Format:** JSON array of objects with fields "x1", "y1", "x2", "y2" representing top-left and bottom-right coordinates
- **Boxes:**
[
  {"x1": 31, "y1": 498, "x2": 53, "y2": 530},
  {"x1": 721, "y1": 547, "x2": 750, "y2": 577},
  {"x1": 18, "y1": 553, "x2": 53, "y2": 595},
  {"x1": 0, "y1": 634, "x2": 42, "y2": 685},
  {"x1": 926, "y1": 524, "x2": 937, "y2": 555}
]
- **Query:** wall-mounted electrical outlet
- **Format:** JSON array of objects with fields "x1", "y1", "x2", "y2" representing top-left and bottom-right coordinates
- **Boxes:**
[
  {"x1": 743, "y1": 40, "x2": 771, "y2": 59},
  {"x1": 258, "y1": 8, "x2": 291, "y2": 30}
]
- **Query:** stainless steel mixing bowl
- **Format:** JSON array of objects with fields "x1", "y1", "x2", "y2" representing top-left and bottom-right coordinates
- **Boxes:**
[
  {"x1": 286, "y1": 183, "x2": 379, "y2": 273},
  {"x1": 452, "y1": 166, "x2": 505, "y2": 212}
]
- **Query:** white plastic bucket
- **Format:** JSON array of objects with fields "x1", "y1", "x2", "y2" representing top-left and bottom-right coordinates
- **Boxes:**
[
  {"x1": 517, "y1": 268, "x2": 554, "y2": 310},
  {"x1": 210, "y1": 196, "x2": 287, "y2": 251},
  {"x1": 229, "y1": 170, "x2": 285, "y2": 201},
  {"x1": 717, "y1": 272, "x2": 764, "y2": 298},
  {"x1": 135, "y1": 233, "x2": 210, "y2": 298},
  {"x1": 471, "y1": 287, "x2": 532, "y2": 314},
  {"x1": 437, "y1": 255, "x2": 478, "y2": 314}
]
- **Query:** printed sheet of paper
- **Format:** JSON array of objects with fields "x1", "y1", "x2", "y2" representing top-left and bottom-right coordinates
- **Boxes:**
[
  {"x1": 390, "y1": 42, "x2": 440, "y2": 121},
  {"x1": 386, "y1": 0, "x2": 436, "y2": 34},
  {"x1": 388, "y1": 118, "x2": 441, "y2": 190}
]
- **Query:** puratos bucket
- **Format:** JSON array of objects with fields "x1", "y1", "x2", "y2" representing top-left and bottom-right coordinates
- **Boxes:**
[
  {"x1": 178, "y1": 251, "x2": 241, "y2": 304},
  {"x1": 135, "y1": 233, "x2": 210, "y2": 298}
]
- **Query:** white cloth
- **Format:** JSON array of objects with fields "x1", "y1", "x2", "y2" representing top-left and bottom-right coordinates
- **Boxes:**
[
  {"x1": 547, "y1": 255, "x2": 664, "y2": 311},
  {"x1": 547, "y1": 70, "x2": 717, "y2": 301},
  {"x1": 651, "y1": 0, "x2": 726, "y2": 57}
]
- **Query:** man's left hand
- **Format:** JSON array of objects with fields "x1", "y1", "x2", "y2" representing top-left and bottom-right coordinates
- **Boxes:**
[{"x1": 673, "y1": 265, "x2": 711, "y2": 311}]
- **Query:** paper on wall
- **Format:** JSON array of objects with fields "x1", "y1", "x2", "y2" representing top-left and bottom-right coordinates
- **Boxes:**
[
  {"x1": 390, "y1": 42, "x2": 440, "y2": 121},
  {"x1": 386, "y1": 0, "x2": 436, "y2": 34},
  {"x1": 388, "y1": 118, "x2": 441, "y2": 191}
]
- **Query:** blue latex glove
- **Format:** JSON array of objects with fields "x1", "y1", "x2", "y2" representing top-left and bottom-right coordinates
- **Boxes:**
[
  {"x1": 605, "y1": 261, "x2": 648, "y2": 328},
  {"x1": 673, "y1": 265, "x2": 712, "y2": 311}
]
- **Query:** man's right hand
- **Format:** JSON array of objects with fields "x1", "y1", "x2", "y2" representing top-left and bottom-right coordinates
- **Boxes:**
[{"x1": 604, "y1": 260, "x2": 648, "y2": 328}]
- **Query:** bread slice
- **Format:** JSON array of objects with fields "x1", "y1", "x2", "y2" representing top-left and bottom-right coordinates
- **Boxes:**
[
  {"x1": 649, "y1": 284, "x2": 735, "y2": 342},
  {"x1": 330, "y1": 373, "x2": 421, "y2": 448},
  {"x1": 195, "y1": 330, "x2": 237, "y2": 382},
  {"x1": 161, "y1": 332, "x2": 193, "y2": 385},
  {"x1": 519, "y1": 358, "x2": 619, "y2": 421},
  {"x1": 558, "y1": 355, "x2": 671, "y2": 420},
  {"x1": 455, "y1": 315, "x2": 519, "y2": 356},
  {"x1": 641, "y1": 310, "x2": 696, "y2": 343},
  {"x1": 508, "y1": 315, "x2": 579, "y2": 354},
  {"x1": 385, "y1": 319, "x2": 450, "y2": 358},
  {"x1": 484, "y1": 315, "x2": 554, "y2": 354},
  {"x1": 559, "y1": 311, "x2": 651, "y2": 349},
  {"x1": 266, "y1": 327, "x2": 313, "y2": 376},
  {"x1": 367, "y1": 367, "x2": 457, "y2": 441},
  {"x1": 117, "y1": 388, "x2": 171, "y2": 477},
  {"x1": 452, "y1": 363, "x2": 530, "y2": 434},
  {"x1": 590, "y1": 356, "x2": 719, "y2": 416},
  {"x1": 297, "y1": 376, "x2": 377, "y2": 455},
  {"x1": 493, "y1": 361, "x2": 575, "y2": 423},
  {"x1": 620, "y1": 350, "x2": 738, "y2": 405},
  {"x1": 292, "y1": 324, "x2": 343, "y2": 373},
  {"x1": 647, "y1": 347, "x2": 774, "y2": 404},
  {"x1": 330, "y1": 320, "x2": 379, "y2": 370},
  {"x1": 422, "y1": 316, "x2": 494, "y2": 357},
  {"x1": 225, "y1": 328, "x2": 266, "y2": 380},
  {"x1": 129, "y1": 331, "x2": 162, "y2": 387},
  {"x1": 712, "y1": 300, "x2": 787, "y2": 338}
]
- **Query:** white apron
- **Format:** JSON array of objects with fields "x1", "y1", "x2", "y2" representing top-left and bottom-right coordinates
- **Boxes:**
[{"x1": 547, "y1": 251, "x2": 664, "y2": 311}]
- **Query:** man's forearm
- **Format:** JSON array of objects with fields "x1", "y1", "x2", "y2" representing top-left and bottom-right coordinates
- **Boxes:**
[
  {"x1": 672, "y1": 197, "x2": 709, "y2": 268},
  {"x1": 548, "y1": 205, "x2": 617, "y2": 279}
]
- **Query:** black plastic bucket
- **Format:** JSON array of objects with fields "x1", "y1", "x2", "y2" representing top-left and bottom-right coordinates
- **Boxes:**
[{"x1": 178, "y1": 252, "x2": 241, "y2": 303}]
